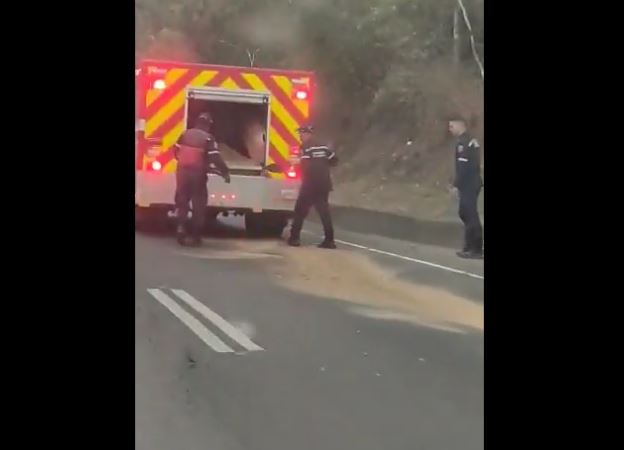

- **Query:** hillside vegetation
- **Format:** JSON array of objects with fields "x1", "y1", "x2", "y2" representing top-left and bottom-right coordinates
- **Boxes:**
[{"x1": 136, "y1": 0, "x2": 484, "y2": 219}]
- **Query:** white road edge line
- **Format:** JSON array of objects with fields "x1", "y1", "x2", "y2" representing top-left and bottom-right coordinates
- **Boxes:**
[
  {"x1": 302, "y1": 230, "x2": 483, "y2": 280},
  {"x1": 172, "y1": 289, "x2": 264, "y2": 352},
  {"x1": 147, "y1": 289, "x2": 234, "y2": 353}
]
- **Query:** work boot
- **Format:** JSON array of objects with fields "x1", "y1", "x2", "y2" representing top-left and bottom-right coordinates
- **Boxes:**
[
  {"x1": 317, "y1": 240, "x2": 337, "y2": 249},
  {"x1": 287, "y1": 237, "x2": 301, "y2": 247},
  {"x1": 188, "y1": 235, "x2": 203, "y2": 248},
  {"x1": 176, "y1": 225, "x2": 186, "y2": 246},
  {"x1": 456, "y1": 250, "x2": 483, "y2": 260}
]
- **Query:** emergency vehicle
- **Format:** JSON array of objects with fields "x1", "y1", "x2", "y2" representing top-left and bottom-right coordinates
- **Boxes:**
[{"x1": 135, "y1": 60, "x2": 315, "y2": 236}]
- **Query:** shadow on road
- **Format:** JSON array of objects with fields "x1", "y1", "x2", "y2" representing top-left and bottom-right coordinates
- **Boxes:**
[{"x1": 136, "y1": 217, "x2": 268, "y2": 241}]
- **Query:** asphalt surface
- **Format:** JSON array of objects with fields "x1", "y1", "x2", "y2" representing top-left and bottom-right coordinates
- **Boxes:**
[{"x1": 136, "y1": 218, "x2": 484, "y2": 450}]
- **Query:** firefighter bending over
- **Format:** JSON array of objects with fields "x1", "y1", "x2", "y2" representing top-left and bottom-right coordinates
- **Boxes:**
[{"x1": 174, "y1": 112, "x2": 230, "y2": 247}]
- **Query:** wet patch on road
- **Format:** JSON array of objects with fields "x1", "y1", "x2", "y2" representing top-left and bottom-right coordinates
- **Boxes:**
[{"x1": 176, "y1": 239, "x2": 284, "y2": 260}]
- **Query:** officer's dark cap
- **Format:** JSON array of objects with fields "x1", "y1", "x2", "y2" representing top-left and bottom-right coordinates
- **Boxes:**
[
  {"x1": 297, "y1": 125, "x2": 314, "y2": 133},
  {"x1": 447, "y1": 115, "x2": 467, "y2": 124}
]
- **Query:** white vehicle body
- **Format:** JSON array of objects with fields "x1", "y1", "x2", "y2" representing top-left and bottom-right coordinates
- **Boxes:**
[{"x1": 135, "y1": 87, "x2": 300, "y2": 214}]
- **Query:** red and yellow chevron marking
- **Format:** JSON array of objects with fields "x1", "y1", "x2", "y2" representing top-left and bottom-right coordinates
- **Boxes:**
[{"x1": 139, "y1": 65, "x2": 312, "y2": 178}]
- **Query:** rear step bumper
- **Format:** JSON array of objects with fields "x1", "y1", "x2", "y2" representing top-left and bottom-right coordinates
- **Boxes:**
[
  {"x1": 166, "y1": 210, "x2": 292, "y2": 219},
  {"x1": 165, "y1": 209, "x2": 274, "y2": 219}
]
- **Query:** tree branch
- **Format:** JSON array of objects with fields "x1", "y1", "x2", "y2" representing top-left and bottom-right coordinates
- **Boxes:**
[{"x1": 456, "y1": 0, "x2": 484, "y2": 80}]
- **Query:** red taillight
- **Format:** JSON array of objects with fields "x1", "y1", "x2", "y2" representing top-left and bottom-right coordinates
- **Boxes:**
[
  {"x1": 290, "y1": 146, "x2": 300, "y2": 156},
  {"x1": 292, "y1": 88, "x2": 309, "y2": 101},
  {"x1": 151, "y1": 161, "x2": 162, "y2": 171},
  {"x1": 153, "y1": 79, "x2": 166, "y2": 90},
  {"x1": 286, "y1": 167, "x2": 298, "y2": 179}
]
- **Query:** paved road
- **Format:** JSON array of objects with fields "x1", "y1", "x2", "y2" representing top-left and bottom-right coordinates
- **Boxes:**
[{"x1": 136, "y1": 219, "x2": 484, "y2": 450}]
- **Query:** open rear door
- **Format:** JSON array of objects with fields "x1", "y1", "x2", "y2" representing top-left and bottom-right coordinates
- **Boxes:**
[{"x1": 185, "y1": 86, "x2": 271, "y2": 171}]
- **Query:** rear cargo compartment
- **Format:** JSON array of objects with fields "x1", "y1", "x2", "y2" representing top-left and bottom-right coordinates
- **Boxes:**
[
  {"x1": 137, "y1": 61, "x2": 312, "y2": 231},
  {"x1": 186, "y1": 98, "x2": 268, "y2": 171}
]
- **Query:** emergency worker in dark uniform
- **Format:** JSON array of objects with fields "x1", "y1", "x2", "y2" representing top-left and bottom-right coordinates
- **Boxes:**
[
  {"x1": 288, "y1": 125, "x2": 338, "y2": 249},
  {"x1": 174, "y1": 112, "x2": 230, "y2": 246},
  {"x1": 449, "y1": 117, "x2": 483, "y2": 259}
]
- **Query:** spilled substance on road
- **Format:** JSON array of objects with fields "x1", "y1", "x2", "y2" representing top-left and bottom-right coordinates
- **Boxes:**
[
  {"x1": 174, "y1": 237, "x2": 483, "y2": 334},
  {"x1": 268, "y1": 247, "x2": 484, "y2": 334}
]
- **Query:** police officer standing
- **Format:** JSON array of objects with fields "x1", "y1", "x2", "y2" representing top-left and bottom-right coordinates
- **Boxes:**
[
  {"x1": 449, "y1": 117, "x2": 483, "y2": 259},
  {"x1": 288, "y1": 125, "x2": 338, "y2": 249},
  {"x1": 174, "y1": 112, "x2": 230, "y2": 247}
]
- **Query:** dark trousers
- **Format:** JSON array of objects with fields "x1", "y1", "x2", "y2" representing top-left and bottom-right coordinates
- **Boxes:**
[
  {"x1": 290, "y1": 188, "x2": 334, "y2": 242},
  {"x1": 458, "y1": 186, "x2": 483, "y2": 253},
  {"x1": 175, "y1": 168, "x2": 207, "y2": 238}
]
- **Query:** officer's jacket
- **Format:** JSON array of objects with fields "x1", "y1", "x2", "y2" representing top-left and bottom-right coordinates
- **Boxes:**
[
  {"x1": 299, "y1": 138, "x2": 338, "y2": 191},
  {"x1": 454, "y1": 133, "x2": 482, "y2": 191},
  {"x1": 174, "y1": 127, "x2": 229, "y2": 176}
]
